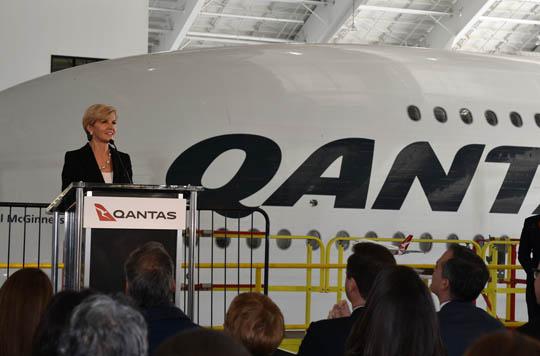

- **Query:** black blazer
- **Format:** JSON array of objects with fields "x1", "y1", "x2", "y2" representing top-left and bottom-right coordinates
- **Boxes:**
[
  {"x1": 518, "y1": 318, "x2": 540, "y2": 341},
  {"x1": 438, "y1": 301, "x2": 504, "y2": 356},
  {"x1": 61, "y1": 143, "x2": 132, "y2": 191},
  {"x1": 143, "y1": 304, "x2": 199, "y2": 355},
  {"x1": 519, "y1": 215, "x2": 540, "y2": 276},
  {"x1": 297, "y1": 307, "x2": 365, "y2": 356}
]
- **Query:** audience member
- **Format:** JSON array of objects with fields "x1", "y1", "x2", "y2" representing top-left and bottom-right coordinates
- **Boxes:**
[
  {"x1": 124, "y1": 241, "x2": 198, "y2": 354},
  {"x1": 346, "y1": 265, "x2": 445, "y2": 356},
  {"x1": 32, "y1": 289, "x2": 95, "y2": 356},
  {"x1": 0, "y1": 268, "x2": 53, "y2": 356},
  {"x1": 58, "y1": 294, "x2": 147, "y2": 356},
  {"x1": 518, "y1": 261, "x2": 540, "y2": 340},
  {"x1": 465, "y1": 331, "x2": 540, "y2": 356},
  {"x1": 155, "y1": 329, "x2": 250, "y2": 356},
  {"x1": 298, "y1": 242, "x2": 396, "y2": 356},
  {"x1": 431, "y1": 244, "x2": 503, "y2": 356},
  {"x1": 224, "y1": 292, "x2": 290, "y2": 356},
  {"x1": 518, "y1": 214, "x2": 540, "y2": 320}
]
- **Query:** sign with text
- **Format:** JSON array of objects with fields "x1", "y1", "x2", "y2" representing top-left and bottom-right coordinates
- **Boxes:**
[{"x1": 83, "y1": 196, "x2": 186, "y2": 230}]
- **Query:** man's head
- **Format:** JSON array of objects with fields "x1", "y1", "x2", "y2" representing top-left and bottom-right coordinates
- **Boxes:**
[
  {"x1": 58, "y1": 294, "x2": 147, "y2": 356},
  {"x1": 124, "y1": 241, "x2": 175, "y2": 308},
  {"x1": 430, "y1": 244, "x2": 489, "y2": 303},
  {"x1": 345, "y1": 242, "x2": 396, "y2": 306}
]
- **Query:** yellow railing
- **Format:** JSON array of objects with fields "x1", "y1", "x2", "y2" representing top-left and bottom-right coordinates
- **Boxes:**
[
  {"x1": 480, "y1": 239, "x2": 524, "y2": 326},
  {"x1": 0, "y1": 235, "x2": 526, "y2": 330}
]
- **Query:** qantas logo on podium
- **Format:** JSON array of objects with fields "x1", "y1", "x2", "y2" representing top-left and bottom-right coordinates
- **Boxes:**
[
  {"x1": 84, "y1": 196, "x2": 186, "y2": 230},
  {"x1": 94, "y1": 204, "x2": 117, "y2": 222}
]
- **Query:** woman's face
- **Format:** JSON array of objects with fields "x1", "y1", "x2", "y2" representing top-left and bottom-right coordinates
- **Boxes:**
[{"x1": 88, "y1": 113, "x2": 117, "y2": 143}]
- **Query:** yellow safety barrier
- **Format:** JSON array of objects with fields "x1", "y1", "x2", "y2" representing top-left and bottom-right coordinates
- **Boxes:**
[
  {"x1": 0, "y1": 263, "x2": 64, "y2": 269},
  {"x1": 480, "y1": 239, "x2": 524, "y2": 324},
  {"x1": 0, "y1": 235, "x2": 528, "y2": 331},
  {"x1": 325, "y1": 236, "x2": 481, "y2": 301}
]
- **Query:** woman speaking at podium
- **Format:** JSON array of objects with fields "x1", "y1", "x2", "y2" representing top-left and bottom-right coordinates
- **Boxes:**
[{"x1": 61, "y1": 104, "x2": 133, "y2": 191}]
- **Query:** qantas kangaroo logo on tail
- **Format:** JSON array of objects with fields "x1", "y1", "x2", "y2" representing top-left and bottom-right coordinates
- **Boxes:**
[
  {"x1": 94, "y1": 204, "x2": 116, "y2": 222},
  {"x1": 397, "y1": 234, "x2": 414, "y2": 255}
]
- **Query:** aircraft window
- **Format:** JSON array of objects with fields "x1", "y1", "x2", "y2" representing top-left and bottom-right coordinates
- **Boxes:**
[
  {"x1": 446, "y1": 233, "x2": 459, "y2": 249},
  {"x1": 245, "y1": 228, "x2": 261, "y2": 249},
  {"x1": 306, "y1": 229, "x2": 322, "y2": 250},
  {"x1": 510, "y1": 112, "x2": 523, "y2": 127},
  {"x1": 336, "y1": 230, "x2": 350, "y2": 250},
  {"x1": 365, "y1": 231, "x2": 378, "y2": 238},
  {"x1": 215, "y1": 227, "x2": 231, "y2": 249},
  {"x1": 407, "y1": 105, "x2": 421, "y2": 121},
  {"x1": 485, "y1": 110, "x2": 498, "y2": 126},
  {"x1": 392, "y1": 231, "x2": 405, "y2": 247},
  {"x1": 535, "y1": 114, "x2": 540, "y2": 127},
  {"x1": 433, "y1": 107, "x2": 447, "y2": 123},
  {"x1": 276, "y1": 229, "x2": 292, "y2": 250},
  {"x1": 419, "y1": 233, "x2": 433, "y2": 253},
  {"x1": 460, "y1": 108, "x2": 473, "y2": 124}
]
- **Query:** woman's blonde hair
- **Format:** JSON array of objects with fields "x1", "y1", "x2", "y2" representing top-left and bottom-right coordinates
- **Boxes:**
[
  {"x1": 224, "y1": 292, "x2": 285, "y2": 356},
  {"x1": 82, "y1": 104, "x2": 117, "y2": 140}
]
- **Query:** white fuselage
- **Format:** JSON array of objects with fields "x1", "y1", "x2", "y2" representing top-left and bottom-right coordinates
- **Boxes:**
[{"x1": 0, "y1": 44, "x2": 537, "y2": 322}]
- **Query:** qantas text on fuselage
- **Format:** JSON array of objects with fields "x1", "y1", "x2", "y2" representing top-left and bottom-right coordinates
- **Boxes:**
[{"x1": 166, "y1": 134, "x2": 540, "y2": 216}]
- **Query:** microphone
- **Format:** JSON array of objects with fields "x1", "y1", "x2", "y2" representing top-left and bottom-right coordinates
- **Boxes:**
[{"x1": 108, "y1": 139, "x2": 133, "y2": 184}]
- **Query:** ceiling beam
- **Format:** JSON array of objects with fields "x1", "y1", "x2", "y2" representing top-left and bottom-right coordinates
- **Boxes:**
[
  {"x1": 153, "y1": 0, "x2": 206, "y2": 52},
  {"x1": 357, "y1": 5, "x2": 452, "y2": 17},
  {"x1": 199, "y1": 11, "x2": 304, "y2": 24},
  {"x1": 480, "y1": 16, "x2": 540, "y2": 26},
  {"x1": 149, "y1": 6, "x2": 183, "y2": 14},
  {"x1": 296, "y1": 0, "x2": 361, "y2": 43},
  {"x1": 254, "y1": 0, "x2": 327, "y2": 5},
  {"x1": 187, "y1": 31, "x2": 302, "y2": 43},
  {"x1": 425, "y1": 0, "x2": 498, "y2": 49}
]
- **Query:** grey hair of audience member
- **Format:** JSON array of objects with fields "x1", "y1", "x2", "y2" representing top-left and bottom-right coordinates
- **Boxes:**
[
  {"x1": 124, "y1": 241, "x2": 175, "y2": 307},
  {"x1": 155, "y1": 329, "x2": 251, "y2": 356},
  {"x1": 58, "y1": 294, "x2": 147, "y2": 356}
]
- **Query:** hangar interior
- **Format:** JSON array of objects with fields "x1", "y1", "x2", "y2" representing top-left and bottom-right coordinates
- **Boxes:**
[
  {"x1": 148, "y1": 0, "x2": 540, "y2": 54},
  {"x1": 2, "y1": 0, "x2": 540, "y2": 91}
]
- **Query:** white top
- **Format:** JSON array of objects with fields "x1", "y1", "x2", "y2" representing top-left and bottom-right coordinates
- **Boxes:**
[{"x1": 102, "y1": 171, "x2": 113, "y2": 184}]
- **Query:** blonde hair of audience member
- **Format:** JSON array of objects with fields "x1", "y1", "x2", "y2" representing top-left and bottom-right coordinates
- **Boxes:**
[
  {"x1": 82, "y1": 104, "x2": 117, "y2": 141},
  {"x1": 224, "y1": 292, "x2": 285, "y2": 356},
  {"x1": 0, "y1": 268, "x2": 53, "y2": 356},
  {"x1": 346, "y1": 265, "x2": 445, "y2": 356},
  {"x1": 465, "y1": 331, "x2": 540, "y2": 356}
]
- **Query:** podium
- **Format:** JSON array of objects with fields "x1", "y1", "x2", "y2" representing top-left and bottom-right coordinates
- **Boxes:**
[{"x1": 47, "y1": 183, "x2": 203, "y2": 318}]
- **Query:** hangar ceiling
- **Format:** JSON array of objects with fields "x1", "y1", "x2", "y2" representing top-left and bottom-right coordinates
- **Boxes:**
[{"x1": 148, "y1": 0, "x2": 540, "y2": 55}]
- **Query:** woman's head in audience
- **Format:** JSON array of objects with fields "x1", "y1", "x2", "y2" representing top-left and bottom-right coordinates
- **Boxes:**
[
  {"x1": 465, "y1": 331, "x2": 540, "y2": 355},
  {"x1": 155, "y1": 329, "x2": 251, "y2": 356},
  {"x1": 346, "y1": 265, "x2": 444, "y2": 356},
  {"x1": 32, "y1": 289, "x2": 95, "y2": 356},
  {"x1": 0, "y1": 268, "x2": 53, "y2": 356},
  {"x1": 224, "y1": 292, "x2": 285, "y2": 356}
]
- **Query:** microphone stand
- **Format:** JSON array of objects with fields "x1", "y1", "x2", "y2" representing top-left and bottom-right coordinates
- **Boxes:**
[{"x1": 108, "y1": 139, "x2": 133, "y2": 184}]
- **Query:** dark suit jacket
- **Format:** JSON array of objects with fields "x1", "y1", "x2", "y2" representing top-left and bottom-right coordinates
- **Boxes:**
[
  {"x1": 143, "y1": 304, "x2": 199, "y2": 355},
  {"x1": 273, "y1": 349, "x2": 295, "y2": 356},
  {"x1": 297, "y1": 307, "x2": 365, "y2": 356},
  {"x1": 518, "y1": 318, "x2": 540, "y2": 342},
  {"x1": 61, "y1": 143, "x2": 133, "y2": 191},
  {"x1": 519, "y1": 215, "x2": 540, "y2": 276},
  {"x1": 438, "y1": 301, "x2": 504, "y2": 356}
]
